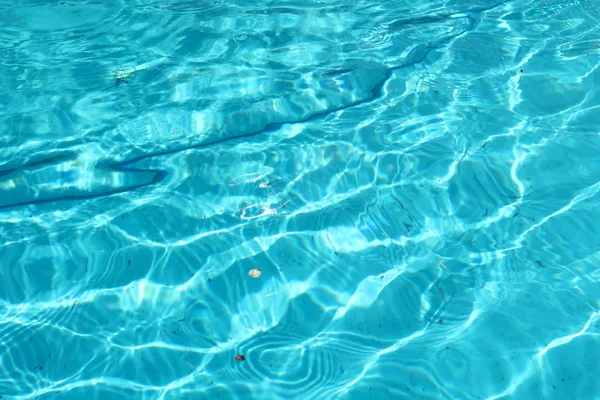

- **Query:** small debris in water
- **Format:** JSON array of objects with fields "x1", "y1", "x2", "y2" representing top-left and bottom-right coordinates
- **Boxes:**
[
  {"x1": 235, "y1": 354, "x2": 245, "y2": 361},
  {"x1": 436, "y1": 257, "x2": 448, "y2": 270},
  {"x1": 248, "y1": 269, "x2": 261, "y2": 278}
]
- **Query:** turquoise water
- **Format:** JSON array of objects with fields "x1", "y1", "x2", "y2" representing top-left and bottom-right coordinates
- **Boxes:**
[{"x1": 1, "y1": 0, "x2": 600, "y2": 398}]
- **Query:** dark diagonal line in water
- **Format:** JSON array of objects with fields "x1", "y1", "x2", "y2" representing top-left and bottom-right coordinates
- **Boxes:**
[
  {"x1": 0, "y1": 6, "x2": 507, "y2": 211},
  {"x1": 0, "y1": 152, "x2": 77, "y2": 179}
]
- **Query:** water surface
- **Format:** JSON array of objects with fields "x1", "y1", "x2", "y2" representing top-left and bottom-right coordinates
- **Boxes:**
[{"x1": 1, "y1": 0, "x2": 600, "y2": 399}]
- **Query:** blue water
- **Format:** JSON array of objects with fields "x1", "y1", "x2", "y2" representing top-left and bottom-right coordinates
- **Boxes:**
[{"x1": 1, "y1": 0, "x2": 600, "y2": 399}]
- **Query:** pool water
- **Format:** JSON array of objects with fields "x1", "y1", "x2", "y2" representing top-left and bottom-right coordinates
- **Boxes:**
[{"x1": 1, "y1": 0, "x2": 600, "y2": 399}]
